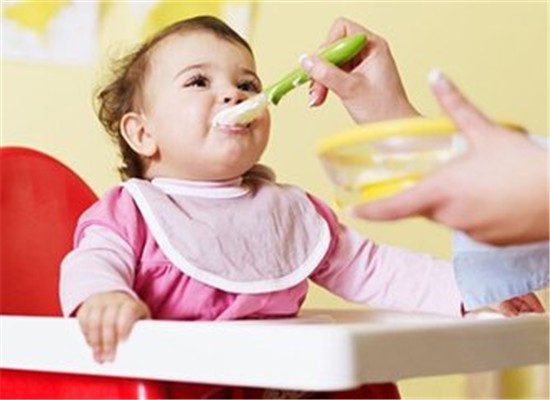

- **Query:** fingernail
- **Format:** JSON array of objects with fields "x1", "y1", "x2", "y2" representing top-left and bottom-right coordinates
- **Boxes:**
[
  {"x1": 428, "y1": 68, "x2": 443, "y2": 84},
  {"x1": 299, "y1": 53, "x2": 314, "y2": 72},
  {"x1": 94, "y1": 352, "x2": 104, "y2": 363},
  {"x1": 428, "y1": 68, "x2": 451, "y2": 89},
  {"x1": 308, "y1": 89, "x2": 317, "y2": 107}
]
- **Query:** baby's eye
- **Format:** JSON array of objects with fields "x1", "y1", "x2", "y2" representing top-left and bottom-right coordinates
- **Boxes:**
[
  {"x1": 184, "y1": 74, "x2": 209, "y2": 88},
  {"x1": 238, "y1": 79, "x2": 261, "y2": 93}
]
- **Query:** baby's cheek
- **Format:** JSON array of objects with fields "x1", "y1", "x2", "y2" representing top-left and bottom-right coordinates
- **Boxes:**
[
  {"x1": 257, "y1": 115, "x2": 271, "y2": 146},
  {"x1": 262, "y1": 110, "x2": 271, "y2": 130}
]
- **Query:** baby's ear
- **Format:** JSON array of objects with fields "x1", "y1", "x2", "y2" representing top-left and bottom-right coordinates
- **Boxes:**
[{"x1": 120, "y1": 112, "x2": 157, "y2": 157}]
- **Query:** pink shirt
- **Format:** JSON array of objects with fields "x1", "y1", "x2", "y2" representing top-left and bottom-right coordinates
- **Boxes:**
[{"x1": 60, "y1": 178, "x2": 463, "y2": 319}]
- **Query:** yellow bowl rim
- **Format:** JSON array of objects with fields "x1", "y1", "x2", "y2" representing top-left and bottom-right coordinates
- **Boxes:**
[{"x1": 317, "y1": 116, "x2": 523, "y2": 155}]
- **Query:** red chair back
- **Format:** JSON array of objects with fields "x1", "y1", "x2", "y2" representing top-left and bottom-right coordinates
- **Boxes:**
[
  {"x1": 0, "y1": 147, "x2": 98, "y2": 316},
  {"x1": 0, "y1": 147, "x2": 174, "y2": 399}
]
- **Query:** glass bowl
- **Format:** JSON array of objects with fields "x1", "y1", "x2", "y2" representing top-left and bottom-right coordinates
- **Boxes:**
[{"x1": 317, "y1": 117, "x2": 521, "y2": 208}]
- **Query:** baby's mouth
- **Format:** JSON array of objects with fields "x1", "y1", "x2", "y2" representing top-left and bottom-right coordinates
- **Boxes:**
[{"x1": 214, "y1": 122, "x2": 252, "y2": 134}]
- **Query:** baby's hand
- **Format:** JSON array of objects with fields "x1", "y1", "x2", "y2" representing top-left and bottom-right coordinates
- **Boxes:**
[
  {"x1": 489, "y1": 293, "x2": 545, "y2": 317},
  {"x1": 76, "y1": 291, "x2": 151, "y2": 363}
]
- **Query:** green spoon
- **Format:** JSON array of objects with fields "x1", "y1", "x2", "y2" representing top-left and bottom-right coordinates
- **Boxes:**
[{"x1": 213, "y1": 33, "x2": 367, "y2": 126}]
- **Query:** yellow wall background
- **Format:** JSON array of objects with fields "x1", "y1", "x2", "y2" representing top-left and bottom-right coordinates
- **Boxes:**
[{"x1": 2, "y1": 1, "x2": 548, "y2": 399}]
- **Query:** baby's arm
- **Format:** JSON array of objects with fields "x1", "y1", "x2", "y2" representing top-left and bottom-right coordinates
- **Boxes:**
[
  {"x1": 313, "y1": 226, "x2": 464, "y2": 316},
  {"x1": 308, "y1": 195, "x2": 464, "y2": 316},
  {"x1": 60, "y1": 225, "x2": 150, "y2": 362},
  {"x1": 309, "y1": 196, "x2": 545, "y2": 317}
]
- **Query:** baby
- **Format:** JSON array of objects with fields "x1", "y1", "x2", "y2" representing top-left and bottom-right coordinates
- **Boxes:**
[{"x1": 60, "y1": 16, "x2": 542, "y2": 399}]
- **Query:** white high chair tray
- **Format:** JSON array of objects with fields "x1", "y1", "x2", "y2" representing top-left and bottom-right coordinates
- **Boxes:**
[{"x1": 1, "y1": 309, "x2": 548, "y2": 391}]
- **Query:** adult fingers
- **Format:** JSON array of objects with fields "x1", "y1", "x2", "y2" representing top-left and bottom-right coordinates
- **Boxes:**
[
  {"x1": 301, "y1": 55, "x2": 358, "y2": 101},
  {"x1": 308, "y1": 18, "x2": 377, "y2": 107},
  {"x1": 325, "y1": 17, "x2": 361, "y2": 43},
  {"x1": 323, "y1": 17, "x2": 377, "y2": 48},
  {"x1": 308, "y1": 82, "x2": 329, "y2": 107},
  {"x1": 428, "y1": 69, "x2": 494, "y2": 144},
  {"x1": 309, "y1": 18, "x2": 376, "y2": 107},
  {"x1": 307, "y1": 18, "x2": 352, "y2": 107}
]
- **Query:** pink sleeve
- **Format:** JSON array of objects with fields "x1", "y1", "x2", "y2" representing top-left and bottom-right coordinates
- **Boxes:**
[
  {"x1": 59, "y1": 186, "x2": 145, "y2": 317},
  {"x1": 73, "y1": 185, "x2": 147, "y2": 251},
  {"x1": 308, "y1": 195, "x2": 464, "y2": 317},
  {"x1": 60, "y1": 226, "x2": 138, "y2": 316}
]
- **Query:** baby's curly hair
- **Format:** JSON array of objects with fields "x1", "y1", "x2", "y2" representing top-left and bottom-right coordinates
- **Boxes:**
[{"x1": 95, "y1": 16, "x2": 253, "y2": 180}]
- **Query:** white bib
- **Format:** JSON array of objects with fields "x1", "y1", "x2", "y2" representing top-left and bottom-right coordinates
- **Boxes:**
[{"x1": 123, "y1": 178, "x2": 331, "y2": 293}]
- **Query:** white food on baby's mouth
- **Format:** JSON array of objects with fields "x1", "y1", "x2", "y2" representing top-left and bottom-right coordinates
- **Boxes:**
[{"x1": 213, "y1": 93, "x2": 269, "y2": 126}]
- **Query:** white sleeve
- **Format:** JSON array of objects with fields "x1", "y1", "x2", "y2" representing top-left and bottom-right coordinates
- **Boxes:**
[{"x1": 59, "y1": 225, "x2": 138, "y2": 317}]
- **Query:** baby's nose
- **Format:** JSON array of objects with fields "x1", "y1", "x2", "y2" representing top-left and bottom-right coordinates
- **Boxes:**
[
  {"x1": 223, "y1": 96, "x2": 245, "y2": 105},
  {"x1": 222, "y1": 88, "x2": 247, "y2": 105}
]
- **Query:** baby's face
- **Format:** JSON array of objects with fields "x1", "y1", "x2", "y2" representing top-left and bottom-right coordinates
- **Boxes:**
[{"x1": 141, "y1": 32, "x2": 270, "y2": 180}]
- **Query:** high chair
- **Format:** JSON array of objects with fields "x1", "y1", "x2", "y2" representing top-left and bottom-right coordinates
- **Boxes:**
[
  {"x1": 1, "y1": 146, "x2": 548, "y2": 399},
  {"x1": 0, "y1": 147, "x2": 168, "y2": 398}
]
